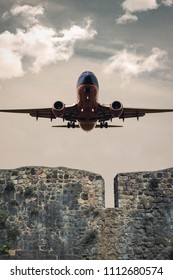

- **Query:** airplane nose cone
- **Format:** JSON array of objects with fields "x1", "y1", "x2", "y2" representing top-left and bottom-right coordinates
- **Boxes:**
[
  {"x1": 83, "y1": 74, "x2": 93, "y2": 84},
  {"x1": 77, "y1": 71, "x2": 99, "y2": 88}
]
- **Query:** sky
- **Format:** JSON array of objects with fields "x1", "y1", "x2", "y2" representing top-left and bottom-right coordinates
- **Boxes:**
[{"x1": 0, "y1": 0, "x2": 173, "y2": 206}]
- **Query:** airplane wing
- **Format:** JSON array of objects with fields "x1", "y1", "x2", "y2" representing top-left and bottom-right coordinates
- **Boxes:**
[
  {"x1": 119, "y1": 108, "x2": 173, "y2": 120},
  {"x1": 0, "y1": 104, "x2": 78, "y2": 121},
  {"x1": 61, "y1": 104, "x2": 78, "y2": 121},
  {"x1": 97, "y1": 104, "x2": 173, "y2": 121},
  {"x1": 1, "y1": 105, "x2": 173, "y2": 122},
  {"x1": 0, "y1": 108, "x2": 56, "y2": 119}
]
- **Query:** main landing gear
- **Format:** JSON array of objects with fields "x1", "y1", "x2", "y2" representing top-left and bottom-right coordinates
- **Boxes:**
[
  {"x1": 67, "y1": 122, "x2": 75, "y2": 128},
  {"x1": 100, "y1": 122, "x2": 108, "y2": 128}
]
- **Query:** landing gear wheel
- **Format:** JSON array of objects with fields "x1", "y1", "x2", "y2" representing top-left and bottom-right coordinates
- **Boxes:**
[
  {"x1": 67, "y1": 122, "x2": 76, "y2": 128},
  {"x1": 100, "y1": 122, "x2": 108, "y2": 128},
  {"x1": 105, "y1": 122, "x2": 108, "y2": 128}
]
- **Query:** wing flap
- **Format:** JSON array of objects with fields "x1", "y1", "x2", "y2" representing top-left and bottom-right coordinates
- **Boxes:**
[{"x1": 30, "y1": 109, "x2": 55, "y2": 119}]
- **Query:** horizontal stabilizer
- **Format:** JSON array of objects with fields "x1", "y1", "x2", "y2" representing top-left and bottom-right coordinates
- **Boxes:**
[
  {"x1": 52, "y1": 125, "x2": 80, "y2": 128},
  {"x1": 52, "y1": 124, "x2": 123, "y2": 128},
  {"x1": 95, "y1": 125, "x2": 123, "y2": 128}
]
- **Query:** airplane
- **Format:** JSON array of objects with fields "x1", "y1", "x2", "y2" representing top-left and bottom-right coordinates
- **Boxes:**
[{"x1": 0, "y1": 71, "x2": 173, "y2": 131}]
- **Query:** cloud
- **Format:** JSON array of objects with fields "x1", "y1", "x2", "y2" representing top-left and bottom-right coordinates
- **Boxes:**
[
  {"x1": 122, "y1": 0, "x2": 159, "y2": 13},
  {"x1": 162, "y1": 0, "x2": 173, "y2": 6},
  {"x1": 0, "y1": 48, "x2": 24, "y2": 79},
  {"x1": 0, "y1": 5, "x2": 97, "y2": 79},
  {"x1": 2, "y1": 4, "x2": 45, "y2": 26},
  {"x1": 116, "y1": 12, "x2": 138, "y2": 24},
  {"x1": 11, "y1": 4, "x2": 44, "y2": 25},
  {"x1": 25, "y1": 19, "x2": 97, "y2": 73},
  {"x1": 104, "y1": 48, "x2": 167, "y2": 80},
  {"x1": 116, "y1": 0, "x2": 173, "y2": 24},
  {"x1": 11, "y1": 4, "x2": 44, "y2": 17}
]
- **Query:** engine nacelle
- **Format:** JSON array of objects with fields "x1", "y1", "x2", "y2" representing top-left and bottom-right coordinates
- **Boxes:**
[
  {"x1": 110, "y1": 101, "x2": 123, "y2": 117},
  {"x1": 52, "y1": 101, "x2": 65, "y2": 117}
]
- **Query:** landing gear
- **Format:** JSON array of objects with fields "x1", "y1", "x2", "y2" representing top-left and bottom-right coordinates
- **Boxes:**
[
  {"x1": 67, "y1": 122, "x2": 75, "y2": 128},
  {"x1": 100, "y1": 122, "x2": 108, "y2": 128}
]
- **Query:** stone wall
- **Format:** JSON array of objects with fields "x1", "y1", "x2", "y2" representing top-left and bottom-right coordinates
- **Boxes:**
[
  {"x1": 112, "y1": 169, "x2": 173, "y2": 259},
  {"x1": 0, "y1": 166, "x2": 173, "y2": 259},
  {"x1": 0, "y1": 166, "x2": 104, "y2": 259}
]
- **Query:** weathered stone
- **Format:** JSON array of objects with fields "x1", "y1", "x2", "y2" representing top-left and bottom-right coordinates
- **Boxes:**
[{"x1": 0, "y1": 166, "x2": 173, "y2": 260}]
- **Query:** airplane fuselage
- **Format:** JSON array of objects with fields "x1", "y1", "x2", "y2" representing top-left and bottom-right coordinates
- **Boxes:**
[
  {"x1": 77, "y1": 84, "x2": 99, "y2": 130},
  {"x1": 76, "y1": 71, "x2": 99, "y2": 131}
]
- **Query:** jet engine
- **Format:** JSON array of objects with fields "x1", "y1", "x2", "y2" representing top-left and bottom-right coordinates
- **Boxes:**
[
  {"x1": 52, "y1": 101, "x2": 65, "y2": 117},
  {"x1": 110, "y1": 101, "x2": 123, "y2": 117}
]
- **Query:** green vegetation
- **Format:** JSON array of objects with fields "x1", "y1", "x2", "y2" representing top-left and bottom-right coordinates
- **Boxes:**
[{"x1": 0, "y1": 244, "x2": 10, "y2": 254}]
